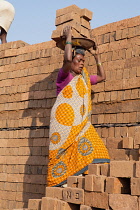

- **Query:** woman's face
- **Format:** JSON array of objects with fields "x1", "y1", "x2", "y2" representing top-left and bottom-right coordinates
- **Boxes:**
[{"x1": 71, "y1": 54, "x2": 85, "y2": 75}]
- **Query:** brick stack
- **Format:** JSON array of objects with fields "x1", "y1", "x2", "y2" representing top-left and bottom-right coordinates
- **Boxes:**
[
  {"x1": 89, "y1": 15, "x2": 140, "y2": 163},
  {"x1": 13, "y1": 160, "x2": 140, "y2": 209},
  {"x1": 0, "y1": 5, "x2": 139, "y2": 210},
  {"x1": 51, "y1": 5, "x2": 93, "y2": 42},
  {"x1": 0, "y1": 40, "x2": 63, "y2": 209}
]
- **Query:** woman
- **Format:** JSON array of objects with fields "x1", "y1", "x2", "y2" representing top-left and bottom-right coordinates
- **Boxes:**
[
  {"x1": 48, "y1": 26, "x2": 110, "y2": 187},
  {"x1": 0, "y1": 0, "x2": 15, "y2": 44}
]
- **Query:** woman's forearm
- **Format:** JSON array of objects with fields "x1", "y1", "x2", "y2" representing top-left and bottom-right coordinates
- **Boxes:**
[
  {"x1": 64, "y1": 32, "x2": 72, "y2": 63},
  {"x1": 88, "y1": 49, "x2": 106, "y2": 83},
  {"x1": 94, "y1": 54, "x2": 106, "y2": 81}
]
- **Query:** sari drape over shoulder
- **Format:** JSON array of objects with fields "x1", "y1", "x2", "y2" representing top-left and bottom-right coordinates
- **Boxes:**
[{"x1": 48, "y1": 67, "x2": 110, "y2": 187}]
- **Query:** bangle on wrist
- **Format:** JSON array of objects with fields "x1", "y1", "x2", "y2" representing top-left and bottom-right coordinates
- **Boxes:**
[
  {"x1": 66, "y1": 41, "x2": 72, "y2": 45},
  {"x1": 97, "y1": 63, "x2": 102, "y2": 66}
]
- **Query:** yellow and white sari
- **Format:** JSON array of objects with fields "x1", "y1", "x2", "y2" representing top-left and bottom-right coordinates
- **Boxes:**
[{"x1": 47, "y1": 67, "x2": 110, "y2": 187}]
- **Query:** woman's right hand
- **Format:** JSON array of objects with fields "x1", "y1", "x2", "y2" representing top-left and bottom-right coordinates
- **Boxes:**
[{"x1": 63, "y1": 25, "x2": 72, "y2": 38}]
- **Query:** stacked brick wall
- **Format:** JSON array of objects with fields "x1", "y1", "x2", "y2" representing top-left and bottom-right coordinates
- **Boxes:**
[
  {"x1": 90, "y1": 15, "x2": 140, "y2": 161},
  {"x1": 0, "y1": 40, "x2": 63, "y2": 209},
  {"x1": 22, "y1": 160, "x2": 140, "y2": 210},
  {"x1": 0, "y1": 14, "x2": 139, "y2": 210}
]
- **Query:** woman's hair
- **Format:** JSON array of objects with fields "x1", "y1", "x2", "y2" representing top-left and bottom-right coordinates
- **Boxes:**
[{"x1": 72, "y1": 46, "x2": 85, "y2": 59}]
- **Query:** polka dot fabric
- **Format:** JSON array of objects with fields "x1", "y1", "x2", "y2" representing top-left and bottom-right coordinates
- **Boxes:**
[{"x1": 48, "y1": 67, "x2": 110, "y2": 187}]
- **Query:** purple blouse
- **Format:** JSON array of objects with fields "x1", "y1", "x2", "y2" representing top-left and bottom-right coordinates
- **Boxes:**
[{"x1": 56, "y1": 68, "x2": 97, "y2": 95}]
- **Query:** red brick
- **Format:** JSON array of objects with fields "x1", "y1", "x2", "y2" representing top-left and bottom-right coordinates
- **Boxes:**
[
  {"x1": 54, "y1": 187, "x2": 63, "y2": 200},
  {"x1": 134, "y1": 126, "x2": 140, "y2": 146},
  {"x1": 98, "y1": 92, "x2": 105, "y2": 102},
  {"x1": 104, "y1": 92, "x2": 111, "y2": 102},
  {"x1": 122, "y1": 137, "x2": 133, "y2": 149},
  {"x1": 135, "y1": 25, "x2": 140, "y2": 35},
  {"x1": 77, "y1": 176, "x2": 85, "y2": 189},
  {"x1": 104, "y1": 33, "x2": 110, "y2": 43},
  {"x1": 122, "y1": 28, "x2": 129, "y2": 39},
  {"x1": 106, "y1": 177, "x2": 130, "y2": 194},
  {"x1": 120, "y1": 127, "x2": 128, "y2": 137},
  {"x1": 57, "y1": 20, "x2": 81, "y2": 33},
  {"x1": 127, "y1": 16, "x2": 140, "y2": 27},
  {"x1": 100, "y1": 52, "x2": 108, "y2": 62},
  {"x1": 125, "y1": 57, "x2": 140, "y2": 69},
  {"x1": 116, "y1": 29, "x2": 122, "y2": 40},
  {"x1": 139, "y1": 196, "x2": 140, "y2": 210},
  {"x1": 72, "y1": 28, "x2": 82, "y2": 38},
  {"x1": 13, "y1": 209, "x2": 25, "y2": 210},
  {"x1": 112, "y1": 50, "x2": 119, "y2": 60},
  {"x1": 131, "y1": 178, "x2": 140, "y2": 195},
  {"x1": 67, "y1": 176, "x2": 78, "y2": 188},
  {"x1": 55, "y1": 12, "x2": 80, "y2": 26},
  {"x1": 97, "y1": 114, "x2": 104, "y2": 124},
  {"x1": 123, "y1": 113, "x2": 129, "y2": 123},
  {"x1": 57, "y1": 199, "x2": 78, "y2": 210},
  {"x1": 6, "y1": 191, "x2": 16, "y2": 200},
  {"x1": 100, "y1": 164, "x2": 110, "y2": 176},
  {"x1": 28, "y1": 199, "x2": 41, "y2": 210},
  {"x1": 123, "y1": 68, "x2": 130, "y2": 78},
  {"x1": 91, "y1": 114, "x2": 98, "y2": 124},
  {"x1": 128, "y1": 126, "x2": 135, "y2": 137},
  {"x1": 105, "y1": 79, "x2": 122, "y2": 91},
  {"x1": 116, "y1": 113, "x2": 123, "y2": 123},
  {"x1": 103, "y1": 119, "x2": 111, "y2": 131},
  {"x1": 132, "y1": 46, "x2": 140, "y2": 57},
  {"x1": 116, "y1": 70, "x2": 123, "y2": 80},
  {"x1": 16, "y1": 201, "x2": 26, "y2": 209},
  {"x1": 135, "y1": 162, "x2": 140, "y2": 177},
  {"x1": 131, "y1": 89, "x2": 139, "y2": 99},
  {"x1": 85, "y1": 191, "x2": 109, "y2": 209},
  {"x1": 108, "y1": 31, "x2": 115, "y2": 42},
  {"x1": 62, "y1": 187, "x2": 84, "y2": 204},
  {"x1": 0, "y1": 139, "x2": 8, "y2": 147},
  {"x1": 41, "y1": 197, "x2": 57, "y2": 210},
  {"x1": 106, "y1": 135, "x2": 122, "y2": 149},
  {"x1": 112, "y1": 127, "x2": 121, "y2": 138},
  {"x1": 80, "y1": 18, "x2": 91, "y2": 29},
  {"x1": 92, "y1": 82, "x2": 105, "y2": 93},
  {"x1": 80, "y1": 8, "x2": 93, "y2": 21},
  {"x1": 109, "y1": 194, "x2": 138, "y2": 210},
  {"x1": 88, "y1": 164, "x2": 101, "y2": 175},
  {"x1": 80, "y1": 205, "x2": 92, "y2": 210},
  {"x1": 124, "y1": 89, "x2": 132, "y2": 100},
  {"x1": 101, "y1": 127, "x2": 108, "y2": 138},
  {"x1": 110, "y1": 160, "x2": 134, "y2": 177},
  {"x1": 109, "y1": 114, "x2": 117, "y2": 124},
  {"x1": 51, "y1": 29, "x2": 61, "y2": 42},
  {"x1": 125, "y1": 48, "x2": 133, "y2": 59},
  {"x1": 129, "y1": 112, "x2": 137, "y2": 123},
  {"x1": 137, "y1": 66, "x2": 140, "y2": 76},
  {"x1": 9, "y1": 201, "x2": 19, "y2": 210},
  {"x1": 80, "y1": 26, "x2": 90, "y2": 38},
  {"x1": 129, "y1": 149, "x2": 139, "y2": 161},
  {"x1": 56, "y1": 5, "x2": 81, "y2": 17},
  {"x1": 85, "y1": 175, "x2": 106, "y2": 192},
  {"x1": 107, "y1": 51, "x2": 113, "y2": 61}
]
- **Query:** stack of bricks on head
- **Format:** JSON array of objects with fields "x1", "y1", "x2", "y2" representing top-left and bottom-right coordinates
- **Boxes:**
[{"x1": 51, "y1": 4, "x2": 93, "y2": 42}]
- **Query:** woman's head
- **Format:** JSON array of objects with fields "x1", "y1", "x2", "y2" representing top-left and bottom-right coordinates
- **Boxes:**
[
  {"x1": 71, "y1": 47, "x2": 85, "y2": 75},
  {"x1": 72, "y1": 46, "x2": 85, "y2": 59}
]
